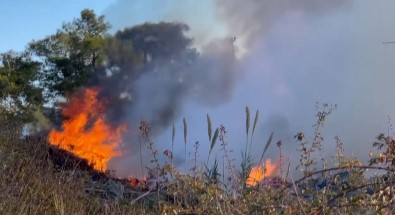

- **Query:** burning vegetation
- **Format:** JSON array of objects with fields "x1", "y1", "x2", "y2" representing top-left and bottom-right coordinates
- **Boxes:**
[
  {"x1": 247, "y1": 159, "x2": 279, "y2": 187},
  {"x1": 2, "y1": 7, "x2": 395, "y2": 215},
  {"x1": 5, "y1": 101, "x2": 395, "y2": 214},
  {"x1": 49, "y1": 88, "x2": 127, "y2": 171}
]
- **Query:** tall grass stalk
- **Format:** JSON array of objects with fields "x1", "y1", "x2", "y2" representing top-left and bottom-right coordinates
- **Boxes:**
[
  {"x1": 171, "y1": 123, "x2": 175, "y2": 166},
  {"x1": 183, "y1": 117, "x2": 187, "y2": 171},
  {"x1": 249, "y1": 110, "x2": 259, "y2": 150},
  {"x1": 139, "y1": 135, "x2": 144, "y2": 177},
  {"x1": 208, "y1": 127, "x2": 219, "y2": 163},
  {"x1": 207, "y1": 114, "x2": 212, "y2": 142},
  {"x1": 245, "y1": 106, "x2": 250, "y2": 153},
  {"x1": 259, "y1": 132, "x2": 274, "y2": 164}
]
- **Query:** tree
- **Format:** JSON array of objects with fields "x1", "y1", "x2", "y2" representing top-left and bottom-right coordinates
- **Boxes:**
[
  {"x1": 93, "y1": 22, "x2": 199, "y2": 124},
  {"x1": 0, "y1": 51, "x2": 43, "y2": 122},
  {"x1": 115, "y1": 22, "x2": 195, "y2": 65},
  {"x1": 100, "y1": 22, "x2": 198, "y2": 87},
  {"x1": 29, "y1": 9, "x2": 110, "y2": 99}
]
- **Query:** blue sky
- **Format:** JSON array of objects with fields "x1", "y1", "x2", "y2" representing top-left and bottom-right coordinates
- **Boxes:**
[
  {"x1": 0, "y1": 0, "x2": 225, "y2": 52},
  {"x1": 0, "y1": 0, "x2": 115, "y2": 52}
]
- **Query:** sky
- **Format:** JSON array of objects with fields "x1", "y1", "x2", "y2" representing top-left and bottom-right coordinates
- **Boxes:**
[
  {"x1": 2, "y1": 1, "x2": 395, "y2": 177},
  {"x1": 0, "y1": 0, "x2": 115, "y2": 52},
  {"x1": 0, "y1": 0, "x2": 223, "y2": 52}
]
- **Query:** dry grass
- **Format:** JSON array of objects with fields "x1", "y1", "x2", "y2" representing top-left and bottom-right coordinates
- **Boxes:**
[
  {"x1": 2, "y1": 106, "x2": 395, "y2": 214},
  {"x1": 0, "y1": 122, "x2": 154, "y2": 215}
]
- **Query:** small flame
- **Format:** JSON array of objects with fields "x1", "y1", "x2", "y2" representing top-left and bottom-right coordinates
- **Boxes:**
[
  {"x1": 128, "y1": 177, "x2": 147, "y2": 189},
  {"x1": 48, "y1": 88, "x2": 127, "y2": 171},
  {"x1": 247, "y1": 159, "x2": 279, "y2": 187}
]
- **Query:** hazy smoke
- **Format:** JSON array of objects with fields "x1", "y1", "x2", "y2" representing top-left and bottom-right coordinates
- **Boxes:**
[
  {"x1": 101, "y1": 0, "x2": 395, "y2": 178},
  {"x1": 93, "y1": 22, "x2": 238, "y2": 177},
  {"x1": 215, "y1": 0, "x2": 350, "y2": 49},
  {"x1": 189, "y1": 38, "x2": 237, "y2": 105}
]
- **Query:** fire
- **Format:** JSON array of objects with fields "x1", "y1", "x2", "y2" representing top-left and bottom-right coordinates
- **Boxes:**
[
  {"x1": 247, "y1": 159, "x2": 279, "y2": 187},
  {"x1": 49, "y1": 88, "x2": 127, "y2": 171}
]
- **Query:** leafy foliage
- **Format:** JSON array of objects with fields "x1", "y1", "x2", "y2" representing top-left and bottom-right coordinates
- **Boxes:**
[
  {"x1": 29, "y1": 9, "x2": 110, "y2": 98},
  {"x1": 0, "y1": 51, "x2": 43, "y2": 122}
]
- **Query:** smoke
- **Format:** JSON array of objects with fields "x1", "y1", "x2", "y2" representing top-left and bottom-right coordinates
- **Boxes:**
[
  {"x1": 211, "y1": 0, "x2": 395, "y2": 170},
  {"x1": 94, "y1": 22, "x2": 238, "y2": 177},
  {"x1": 100, "y1": 0, "x2": 395, "y2": 178},
  {"x1": 189, "y1": 38, "x2": 238, "y2": 105},
  {"x1": 215, "y1": 0, "x2": 350, "y2": 50}
]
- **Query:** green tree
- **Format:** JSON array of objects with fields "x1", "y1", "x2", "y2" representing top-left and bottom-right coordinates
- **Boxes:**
[
  {"x1": 29, "y1": 9, "x2": 110, "y2": 99},
  {"x1": 0, "y1": 51, "x2": 43, "y2": 122}
]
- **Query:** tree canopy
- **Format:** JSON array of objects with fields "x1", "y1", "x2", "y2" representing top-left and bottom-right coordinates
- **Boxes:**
[
  {"x1": 0, "y1": 9, "x2": 201, "y2": 131},
  {"x1": 29, "y1": 9, "x2": 110, "y2": 99},
  {"x1": 0, "y1": 51, "x2": 43, "y2": 120},
  {"x1": 95, "y1": 22, "x2": 198, "y2": 124}
]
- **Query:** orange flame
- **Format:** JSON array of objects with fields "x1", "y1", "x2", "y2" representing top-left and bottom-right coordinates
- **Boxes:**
[
  {"x1": 48, "y1": 88, "x2": 127, "y2": 171},
  {"x1": 247, "y1": 159, "x2": 279, "y2": 187}
]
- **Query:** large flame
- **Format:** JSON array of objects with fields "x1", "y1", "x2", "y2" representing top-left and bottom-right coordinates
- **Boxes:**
[
  {"x1": 247, "y1": 159, "x2": 279, "y2": 187},
  {"x1": 49, "y1": 88, "x2": 127, "y2": 171}
]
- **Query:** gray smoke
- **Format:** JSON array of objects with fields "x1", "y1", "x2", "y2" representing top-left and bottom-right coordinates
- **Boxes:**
[
  {"x1": 189, "y1": 38, "x2": 238, "y2": 105},
  {"x1": 103, "y1": 0, "x2": 395, "y2": 178},
  {"x1": 99, "y1": 24, "x2": 238, "y2": 177},
  {"x1": 215, "y1": 0, "x2": 350, "y2": 49},
  {"x1": 211, "y1": 0, "x2": 395, "y2": 171}
]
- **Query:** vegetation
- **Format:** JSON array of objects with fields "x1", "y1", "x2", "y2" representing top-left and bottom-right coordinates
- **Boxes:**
[
  {"x1": 28, "y1": 10, "x2": 107, "y2": 101},
  {"x1": 2, "y1": 103, "x2": 395, "y2": 214},
  {"x1": 1, "y1": 9, "x2": 395, "y2": 215}
]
